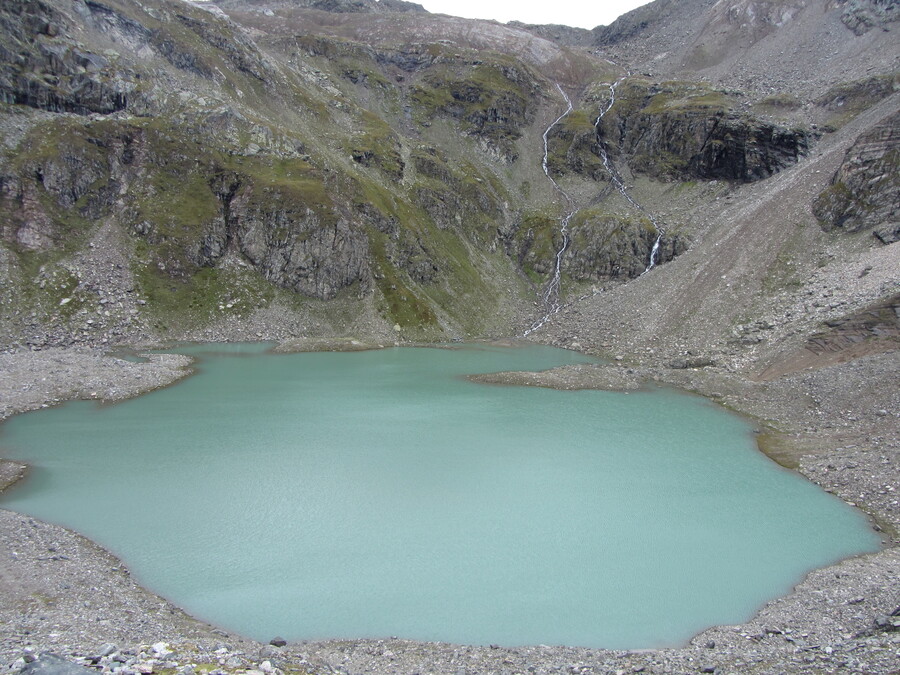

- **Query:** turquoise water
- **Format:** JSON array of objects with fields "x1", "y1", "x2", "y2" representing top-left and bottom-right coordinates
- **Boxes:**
[{"x1": 0, "y1": 343, "x2": 880, "y2": 648}]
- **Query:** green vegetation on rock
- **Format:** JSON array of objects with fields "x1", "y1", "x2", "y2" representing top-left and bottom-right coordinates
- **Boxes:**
[{"x1": 410, "y1": 56, "x2": 537, "y2": 159}]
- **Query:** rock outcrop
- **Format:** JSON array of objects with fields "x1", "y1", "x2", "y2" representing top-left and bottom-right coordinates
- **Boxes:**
[
  {"x1": 214, "y1": 0, "x2": 428, "y2": 14},
  {"x1": 564, "y1": 211, "x2": 688, "y2": 280},
  {"x1": 0, "y1": 0, "x2": 895, "y2": 343},
  {"x1": 505, "y1": 209, "x2": 688, "y2": 282},
  {"x1": 598, "y1": 80, "x2": 810, "y2": 182},
  {"x1": 813, "y1": 111, "x2": 899, "y2": 243},
  {"x1": 544, "y1": 110, "x2": 607, "y2": 181},
  {"x1": 410, "y1": 147, "x2": 503, "y2": 232},
  {"x1": 838, "y1": 0, "x2": 899, "y2": 35},
  {"x1": 0, "y1": 118, "x2": 371, "y2": 301},
  {"x1": 410, "y1": 58, "x2": 539, "y2": 161},
  {"x1": 815, "y1": 75, "x2": 898, "y2": 130},
  {"x1": 203, "y1": 183, "x2": 372, "y2": 300},
  {"x1": 0, "y1": 0, "x2": 135, "y2": 114},
  {"x1": 0, "y1": 0, "x2": 282, "y2": 117}
]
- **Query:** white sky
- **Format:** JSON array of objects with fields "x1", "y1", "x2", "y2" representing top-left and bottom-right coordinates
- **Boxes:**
[{"x1": 417, "y1": 0, "x2": 651, "y2": 29}]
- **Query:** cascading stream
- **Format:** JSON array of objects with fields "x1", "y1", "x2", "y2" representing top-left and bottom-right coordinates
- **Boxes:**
[
  {"x1": 523, "y1": 76, "x2": 667, "y2": 337},
  {"x1": 593, "y1": 76, "x2": 664, "y2": 274},
  {"x1": 523, "y1": 83, "x2": 575, "y2": 337}
]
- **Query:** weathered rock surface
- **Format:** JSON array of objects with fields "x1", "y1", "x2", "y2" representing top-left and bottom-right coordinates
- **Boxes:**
[
  {"x1": 410, "y1": 59, "x2": 540, "y2": 161},
  {"x1": 564, "y1": 212, "x2": 688, "y2": 281},
  {"x1": 839, "y1": 0, "x2": 900, "y2": 35},
  {"x1": 0, "y1": 117, "x2": 370, "y2": 301},
  {"x1": 599, "y1": 80, "x2": 810, "y2": 182},
  {"x1": 202, "y1": 182, "x2": 372, "y2": 300},
  {"x1": 215, "y1": 0, "x2": 428, "y2": 15},
  {"x1": 410, "y1": 146, "x2": 502, "y2": 231},
  {"x1": 8, "y1": 0, "x2": 890, "y2": 348},
  {"x1": 813, "y1": 111, "x2": 899, "y2": 243},
  {"x1": 18, "y1": 654, "x2": 94, "y2": 675},
  {"x1": 0, "y1": 0, "x2": 134, "y2": 114},
  {"x1": 0, "y1": 0, "x2": 280, "y2": 116},
  {"x1": 544, "y1": 110, "x2": 607, "y2": 181}
]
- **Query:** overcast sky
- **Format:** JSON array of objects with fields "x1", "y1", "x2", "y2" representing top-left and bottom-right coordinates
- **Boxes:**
[{"x1": 417, "y1": 0, "x2": 651, "y2": 29}]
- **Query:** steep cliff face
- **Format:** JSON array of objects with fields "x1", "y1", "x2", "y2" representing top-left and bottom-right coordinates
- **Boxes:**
[
  {"x1": 564, "y1": 211, "x2": 688, "y2": 281},
  {"x1": 597, "y1": 80, "x2": 810, "y2": 182},
  {"x1": 0, "y1": 117, "x2": 373, "y2": 301},
  {"x1": 0, "y1": 0, "x2": 528, "y2": 339},
  {"x1": 503, "y1": 206, "x2": 689, "y2": 284},
  {"x1": 813, "y1": 111, "x2": 900, "y2": 243},
  {"x1": 0, "y1": 0, "x2": 280, "y2": 116},
  {"x1": 544, "y1": 110, "x2": 607, "y2": 182},
  {"x1": 0, "y1": 0, "x2": 135, "y2": 113},
  {"x1": 291, "y1": 36, "x2": 541, "y2": 162},
  {"x1": 410, "y1": 58, "x2": 540, "y2": 162},
  {"x1": 409, "y1": 146, "x2": 504, "y2": 233},
  {"x1": 539, "y1": 78, "x2": 810, "y2": 184},
  {"x1": 201, "y1": 178, "x2": 373, "y2": 300}
]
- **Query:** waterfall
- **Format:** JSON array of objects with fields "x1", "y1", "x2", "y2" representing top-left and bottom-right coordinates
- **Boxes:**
[
  {"x1": 523, "y1": 84, "x2": 576, "y2": 338},
  {"x1": 593, "y1": 76, "x2": 664, "y2": 276},
  {"x1": 646, "y1": 235, "x2": 661, "y2": 271},
  {"x1": 522, "y1": 76, "x2": 666, "y2": 337}
]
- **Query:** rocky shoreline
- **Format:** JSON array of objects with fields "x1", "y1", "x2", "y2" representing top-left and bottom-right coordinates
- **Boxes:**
[{"x1": 1, "y1": 343, "x2": 898, "y2": 674}]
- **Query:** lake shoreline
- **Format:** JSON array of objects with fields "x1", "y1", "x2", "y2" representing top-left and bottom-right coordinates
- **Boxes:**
[{"x1": 1, "y1": 343, "x2": 898, "y2": 674}]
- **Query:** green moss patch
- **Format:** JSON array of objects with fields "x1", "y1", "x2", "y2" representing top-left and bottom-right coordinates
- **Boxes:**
[
  {"x1": 344, "y1": 112, "x2": 404, "y2": 180},
  {"x1": 409, "y1": 57, "x2": 536, "y2": 153},
  {"x1": 816, "y1": 74, "x2": 898, "y2": 130},
  {"x1": 641, "y1": 83, "x2": 733, "y2": 115},
  {"x1": 369, "y1": 232, "x2": 438, "y2": 330},
  {"x1": 510, "y1": 210, "x2": 561, "y2": 282},
  {"x1": 134, "y1": 263, "x2": 275, "y2": 332}
]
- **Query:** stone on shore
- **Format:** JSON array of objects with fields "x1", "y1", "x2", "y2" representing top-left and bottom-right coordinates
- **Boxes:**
[{"x1": 18, "y1": 655, "x2": 95, "y2": 675}]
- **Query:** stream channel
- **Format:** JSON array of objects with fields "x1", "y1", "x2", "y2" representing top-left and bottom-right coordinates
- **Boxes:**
[{"x1": 0, "y1": 342, "x2": 880, "y2": 649}]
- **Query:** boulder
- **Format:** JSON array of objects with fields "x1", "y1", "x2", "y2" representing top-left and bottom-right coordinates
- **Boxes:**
[{"x1": 18, "y1": 654, "x2": 94, "y2": 675}]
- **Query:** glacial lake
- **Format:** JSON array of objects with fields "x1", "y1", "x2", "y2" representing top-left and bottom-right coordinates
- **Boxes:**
[{"x1": 0, "y1": 343, "x2": 880, "y2": 649}]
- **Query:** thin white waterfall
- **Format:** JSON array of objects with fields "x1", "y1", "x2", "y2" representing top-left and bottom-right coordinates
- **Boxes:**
[
  {"x1": 524, "y1": 84, "x2": 576, "y2": 337},
  {"x1": 523, "y1": 76, "x2": 666, "y2": 337},
  {"x1": 593, "y1": 76, "x2": 664, "y2": 275}
]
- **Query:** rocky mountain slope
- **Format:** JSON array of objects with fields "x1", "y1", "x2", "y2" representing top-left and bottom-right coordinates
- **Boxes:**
[{"x1": 4, "y1": 0, "x2": 894, "y2": 354}]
